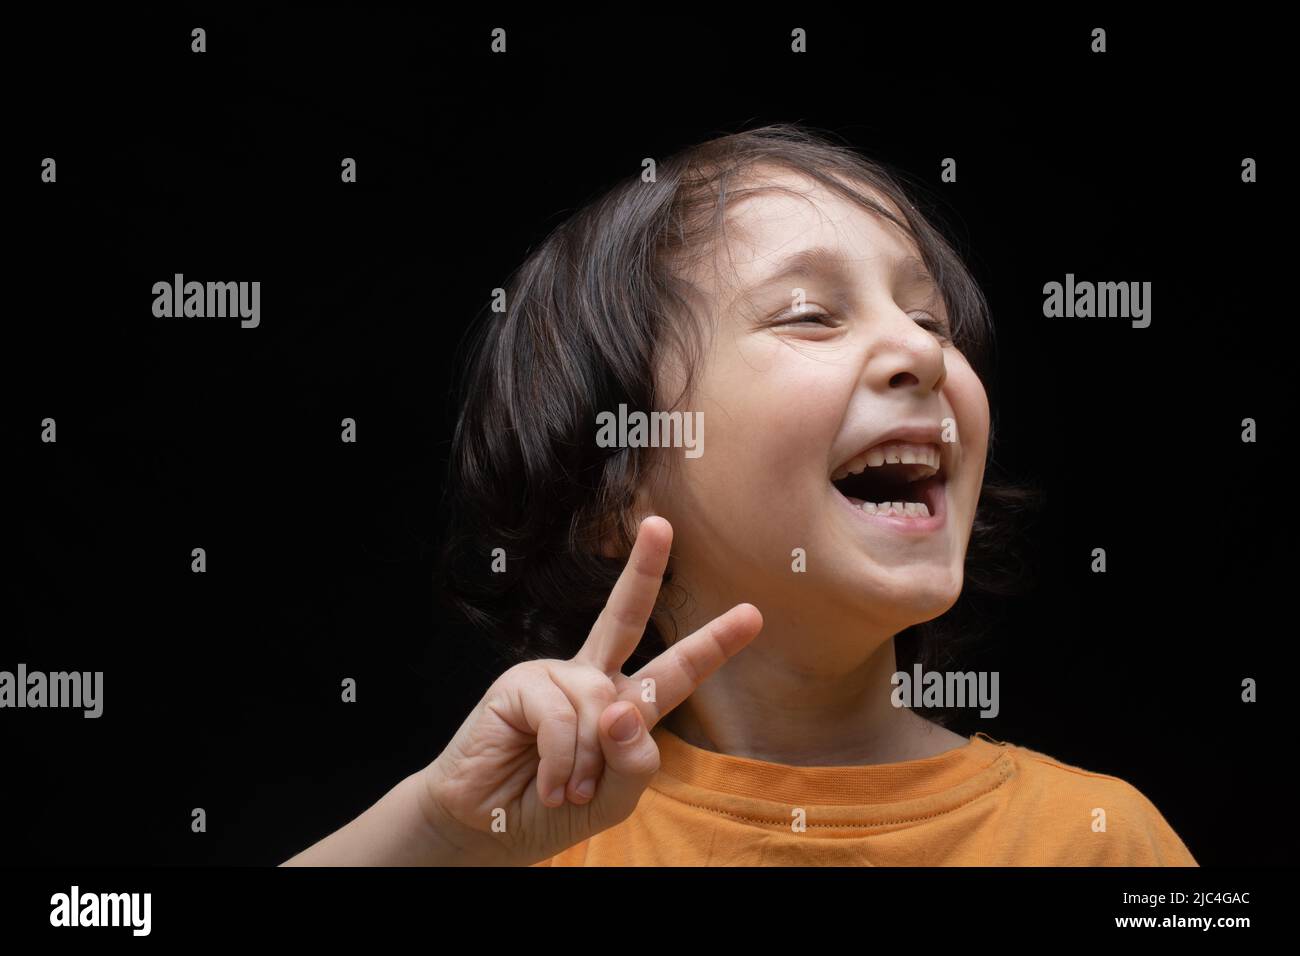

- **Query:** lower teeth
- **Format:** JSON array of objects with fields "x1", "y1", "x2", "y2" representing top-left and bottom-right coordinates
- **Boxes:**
[{"x1": 861, "y1": 500, "x2": 929, "y2": 518}]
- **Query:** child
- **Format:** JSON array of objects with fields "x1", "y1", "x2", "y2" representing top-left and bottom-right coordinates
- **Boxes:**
[{"x1": 282, "y1": 123, "x2": 1197, "y2": 867}]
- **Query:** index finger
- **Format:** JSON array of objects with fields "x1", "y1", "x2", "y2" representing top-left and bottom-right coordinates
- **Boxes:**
[
  {"x1": 627, "y1": 602, "x2": 763, "y2": 729},
  {"x1": 575, "y1": 515, "x2": 673, "y2": 674}
]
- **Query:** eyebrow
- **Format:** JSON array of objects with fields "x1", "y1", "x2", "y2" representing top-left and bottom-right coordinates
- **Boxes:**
[{"x1": 744, "y1": 245, "x2": 937, "y2": 295}]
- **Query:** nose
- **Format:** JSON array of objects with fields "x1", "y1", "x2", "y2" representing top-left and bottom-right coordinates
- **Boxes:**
[{"x1": 866, "y1": 308, "x2": 948, "y2": 394}]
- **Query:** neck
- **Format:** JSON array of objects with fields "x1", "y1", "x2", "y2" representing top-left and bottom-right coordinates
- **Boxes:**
[{"x1": 657, "y1": 600, "x2": 965, "y2": 766}]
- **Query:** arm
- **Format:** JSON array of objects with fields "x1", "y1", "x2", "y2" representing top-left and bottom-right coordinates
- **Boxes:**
[{"x1": 279, "y1": 771, "x2": 466, "y2": 867}]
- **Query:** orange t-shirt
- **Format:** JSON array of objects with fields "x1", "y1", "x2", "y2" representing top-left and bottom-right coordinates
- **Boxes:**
[{"x1": 532, "y1": 725, "x2": 1198, "y2": 866}]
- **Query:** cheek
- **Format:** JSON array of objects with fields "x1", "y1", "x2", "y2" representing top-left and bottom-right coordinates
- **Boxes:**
[
  {"x1": 676, "y1": 356, "x2": 843, "y2": 517},
  {"x1": 945, "y1": 363, "x2": 991, "y2": 494}
]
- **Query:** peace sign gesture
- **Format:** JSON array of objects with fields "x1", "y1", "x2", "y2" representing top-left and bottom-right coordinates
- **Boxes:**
[{"x1": 419, "y1": 516, "x2": 763, "y2": 866}]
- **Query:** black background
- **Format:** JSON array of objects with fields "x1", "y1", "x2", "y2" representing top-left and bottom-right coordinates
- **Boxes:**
[{"x1": 5, "y1": 9, "x2": 1289, "y2": 871}]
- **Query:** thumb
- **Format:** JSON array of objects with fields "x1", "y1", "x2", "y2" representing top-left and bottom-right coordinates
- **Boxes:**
[{"x1": 590, "y1": 701, "x2": 660, "y2": 825}]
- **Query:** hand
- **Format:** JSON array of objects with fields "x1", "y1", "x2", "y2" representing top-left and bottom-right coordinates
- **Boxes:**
[{"x1": 419, "y1": 515, "x2": 762, "y2": 865}]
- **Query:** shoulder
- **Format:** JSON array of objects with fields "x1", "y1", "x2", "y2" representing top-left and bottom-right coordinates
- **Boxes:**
[{"x1": 983, "y1": 734, "x2": 1199, "y2": 866}]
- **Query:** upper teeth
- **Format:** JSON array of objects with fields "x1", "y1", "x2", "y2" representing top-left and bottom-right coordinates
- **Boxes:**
[{"x1": 831, "y1": 442, "x2": 941, "y2": 481}]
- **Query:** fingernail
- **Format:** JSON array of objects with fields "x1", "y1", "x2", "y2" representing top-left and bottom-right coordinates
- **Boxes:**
[
  {"x1": 610, "y1": 707, "x2": 641, "y2": 742},
  {"x1": 546, "y1": 786, "x2": 565, "y2": 805},
  {"x1": 575, "y1": 778, "x2": 596, "y2": 799}
]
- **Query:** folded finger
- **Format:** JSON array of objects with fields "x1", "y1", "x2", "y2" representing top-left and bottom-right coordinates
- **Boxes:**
[{"x1": 517, "y1": 678, "x2": 580, "y2": 808}]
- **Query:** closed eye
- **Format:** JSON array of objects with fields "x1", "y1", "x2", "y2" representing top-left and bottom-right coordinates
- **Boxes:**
[
  {"x1": 771, "y1": 309, "x2": 838, "y2": 328},
  {"x1": 913, "y1": 311, "x2": 952, "y2": 341},
  {"x1": 773, "y1": 309, "x2": 951, "y2": 339}
]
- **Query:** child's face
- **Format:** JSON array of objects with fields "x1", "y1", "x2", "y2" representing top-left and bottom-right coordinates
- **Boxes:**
[{"x1": 647, "y1": 168, "x2": 990, "y2": 644}]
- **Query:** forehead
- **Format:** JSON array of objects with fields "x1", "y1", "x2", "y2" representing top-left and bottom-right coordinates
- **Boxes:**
[{"x1": 708, "y1": 167, "x2": 923, "y2": 296}]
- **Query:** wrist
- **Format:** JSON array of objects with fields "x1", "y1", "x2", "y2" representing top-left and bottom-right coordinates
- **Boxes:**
[
  {"x1": 405, "y1": 769, "x2": 466, "y2": 865},
  {"x1": 413, "y1": 763, "x2": 504, "y2": 866}
]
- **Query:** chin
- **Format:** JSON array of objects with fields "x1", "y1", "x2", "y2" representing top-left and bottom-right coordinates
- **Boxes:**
[{"x1": 864, "y1": 566, "x2": 964, "y2": 624}]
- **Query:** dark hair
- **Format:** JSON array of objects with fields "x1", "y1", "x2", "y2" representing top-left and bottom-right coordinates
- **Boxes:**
[{"x1": 435, "y1": 122, "x2": 1042, "y2": 727}]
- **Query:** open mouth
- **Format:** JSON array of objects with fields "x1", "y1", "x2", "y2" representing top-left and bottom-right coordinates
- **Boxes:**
[{"x1": 830, "y1": 441, "x2": 946, "y2": 520}]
